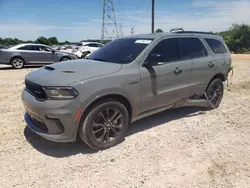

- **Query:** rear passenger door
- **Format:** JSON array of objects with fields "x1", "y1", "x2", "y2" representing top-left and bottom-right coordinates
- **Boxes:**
[
  {"x1": 140, "y1": 38, "x2": 193, "y2": 111},
  {"x1": 177, "y1": 37, "x2": 216, "y2": 96},
  {"x1": 204, "y1": 38, "x2": 230, "y2": 76}
]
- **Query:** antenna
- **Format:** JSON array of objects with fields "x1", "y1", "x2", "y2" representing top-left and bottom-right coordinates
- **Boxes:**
[
  {"x1": 119, "y1": 23, "x2": 124, "y2": 37},
  {"x1": 101, "y1": 0, "x2": 119, "y2": 42},
  {"x1": 130, "y1": 27, "x2": 135, "y2": 35}
]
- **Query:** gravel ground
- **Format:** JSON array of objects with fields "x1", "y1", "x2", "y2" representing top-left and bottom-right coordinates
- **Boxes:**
[{"x1": 0, "y1": 55, "x2": 250, "y2": 188}]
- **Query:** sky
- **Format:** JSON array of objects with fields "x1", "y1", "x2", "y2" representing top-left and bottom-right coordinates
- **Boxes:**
[{"x1": 0, "y1": 0, "x2": 250, "y2": 42}]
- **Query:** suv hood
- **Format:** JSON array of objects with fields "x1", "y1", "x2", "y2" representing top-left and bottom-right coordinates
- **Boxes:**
[{"x1": 25, "y1": 59, "x2": 122, "y2": 86}]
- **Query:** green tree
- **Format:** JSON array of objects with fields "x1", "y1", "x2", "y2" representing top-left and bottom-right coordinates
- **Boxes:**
[
  {"x1": 64, "y1": 40, "x2": 70, "y2": 45},
  {"x1": 36, "y1": 36, "x2": 50, "y2": 45},
  {"x1": 218, "y1": 23, "x2": 250, "y2": 53},
  {"x1": 155, "y1": 28, "x2": 164, "y2": 33},
  {"x1": 48, "y1": 37, "x2": 59, "y2": 45}
]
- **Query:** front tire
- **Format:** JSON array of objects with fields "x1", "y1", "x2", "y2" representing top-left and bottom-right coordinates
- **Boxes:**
[
  {"x1": 205, "y1": 78, "x2": 224, "y2": 109},
  {"x1": 11, "y1": 57, "x2": 25, "y2": 69},
  {"x1": 79, "y1": 99, "x2": 129, "y2": 150}
]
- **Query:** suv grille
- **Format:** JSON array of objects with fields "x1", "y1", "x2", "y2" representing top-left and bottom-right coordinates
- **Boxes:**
[{"x1": 25, "y1": 80, "x2": 47, "y2": 100}]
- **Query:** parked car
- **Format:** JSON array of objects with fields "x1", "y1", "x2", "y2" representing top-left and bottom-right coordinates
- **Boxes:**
[
  {"x1": 0, "y1": 45, "x2": 7, "y2": 49},
  {"x1": 22, "y1": 30, "x2": 232, "y2": 150},
  {"x1": 0, "y1": 43, "x2": 77, "y2": 69},
  {"x1": 72, "y1": 42, "x2": 104, "y2": 58}
]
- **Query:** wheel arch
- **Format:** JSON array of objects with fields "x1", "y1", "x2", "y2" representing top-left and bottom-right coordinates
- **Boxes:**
[
  {"x1": 76, "y1": 93, "x2": 133, "y2": 135},
  {"x1": 206, "y1": 73, "x2": 226, "y2": 91},
  {"x1": 9, "y1": 56, "x2": 26, "y2": 64}
]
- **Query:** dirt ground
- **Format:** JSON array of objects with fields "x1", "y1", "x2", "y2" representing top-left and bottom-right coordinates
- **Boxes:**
[{"x1": 0, "y1": 55, "x2": 250, "y2": 188}]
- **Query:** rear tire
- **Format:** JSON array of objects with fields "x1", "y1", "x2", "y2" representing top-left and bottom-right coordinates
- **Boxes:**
[
  {"x1": 79, "y1": 99, "x2": 129, "y2": 150},
  {"x1": 11, "y1": 57, "x2": 25, "y2": 69},
  {"x1": 205, "y1": 78, "x2": 224, "y2": 109}
]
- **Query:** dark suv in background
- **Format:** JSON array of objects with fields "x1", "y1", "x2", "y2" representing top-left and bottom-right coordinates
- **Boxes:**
[{"x1": 22, "y1": 30, "x2": 231, "y2": 150}]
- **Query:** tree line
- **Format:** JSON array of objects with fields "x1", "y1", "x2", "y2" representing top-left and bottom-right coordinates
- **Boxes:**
[
  {"x1": 1, "y1": 24, "x2": 250, "y2": 53},
  {"x1": 0, "y1": 36, "x2": 110, "y2": 47}
]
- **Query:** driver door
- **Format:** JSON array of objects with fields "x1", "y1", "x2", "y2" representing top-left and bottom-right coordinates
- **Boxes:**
[{"x1": 140, "y1": 38, "x2": 193, "y2": 112}]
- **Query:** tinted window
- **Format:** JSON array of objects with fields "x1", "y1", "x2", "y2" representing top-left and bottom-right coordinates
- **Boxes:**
[
  {"x1": 18, "y1": 45, "x2": 39, "y2": 51},
  {"x1": 178, "y1": 38, "x2": 207, "y2": 60},
  {"x1": 97, "y1": 44, "x2": 103, "y2": 47},
  {"x1": 38, "y1": 46, "x2": 52, "y2": 52},
  {"x1": 205, "y1": 38, "x2": 227, "y2": 54},
  {"x1": 87, "y1": 38, "x2": 152, "y2": 64},
  {"x1": 87, "y1": 43, "x2": 99, "y2": 47},
  {"x1": 150, "y1": 38, "x2": 178, "y2": 62}
]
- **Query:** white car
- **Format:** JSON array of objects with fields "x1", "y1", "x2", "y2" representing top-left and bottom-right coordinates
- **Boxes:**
[{"x1": 73, "y1": 42, "x2": 104, "y2": 58}]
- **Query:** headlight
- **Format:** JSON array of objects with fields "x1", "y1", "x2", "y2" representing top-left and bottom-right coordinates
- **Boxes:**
[{"x1": 43, "y1": 87, "x2": 78, "y2": 100}]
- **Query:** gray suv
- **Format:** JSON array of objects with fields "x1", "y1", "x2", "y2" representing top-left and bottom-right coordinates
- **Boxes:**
[
  {"x1": 0, "y1": 43, "x2": 77, "y2": 69},
  {"x1": 22, "y1": 31, "x2": 232, "y2": 150}
]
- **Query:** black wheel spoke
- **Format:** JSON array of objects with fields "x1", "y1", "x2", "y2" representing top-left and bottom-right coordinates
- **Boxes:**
[
  {"x1": 93, "y1": 123, "x2": 104, "y2": 128},
  {"x1": 92, "y1": 107, "x2": 124, "y2": 144},
  {"x1": 99, "y1": 112, "x2": 107, "y2": 123},
  {"x1": 106, "y1": 108, "x2": 110, "y2": 119},
  {"x1": 99, "y1": 129, "x2": 107, "y2": 142},
  {"x1": 110, "y1": 110, "x2": 119, "y2": 121},
  {"x1": 93, "y1": 127, "x2": 104, "y2": 134},
  {"x1": 105, "y1": 130, "x2": 111, "y2": 142},
  {"x1": 111, "y1": 127, "x2": 118, "y2": 134},
  {"x1": 114, "y1": 114, "x2": 122, "y2": 122}
]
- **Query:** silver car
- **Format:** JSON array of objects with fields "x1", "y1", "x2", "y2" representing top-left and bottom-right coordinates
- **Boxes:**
[
  {"x1": 0, "y1": 43, "x2": 77, "y2": 69},
  {"x1": 22, "y1": 31, "x2": 232, "y2": 150}
]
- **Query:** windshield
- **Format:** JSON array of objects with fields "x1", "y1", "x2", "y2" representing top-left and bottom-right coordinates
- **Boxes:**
[{"x1": 87, "y1": 38, "x2": 153, "y2": 64}]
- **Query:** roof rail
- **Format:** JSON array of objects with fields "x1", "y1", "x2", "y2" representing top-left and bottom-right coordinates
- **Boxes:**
[
  {"x1": 174, "y1": 31, "x2": 215, "y2": 35},
  {"x1": 170, "y1": 28, "x2": 184, "y2": 32}
]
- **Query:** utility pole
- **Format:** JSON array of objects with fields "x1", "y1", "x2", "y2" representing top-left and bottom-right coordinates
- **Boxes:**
[
  {"x1": 152, "y1": 0, "x2": 155, "y2": 33},
  {"x1": 101, "y1": 0, "x2": 119, "y2": 42},
  {"x1": 130, "y1": 27, "x2": 135, "y2": 35}
]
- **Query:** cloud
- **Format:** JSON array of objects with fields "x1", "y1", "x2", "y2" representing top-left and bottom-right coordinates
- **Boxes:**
[
  {"x1": 0, "y1": 0, "x2": 250, "y2": 41},
  {"x1": 120, "y1": 0, "x2": 250, "y2": 35}
]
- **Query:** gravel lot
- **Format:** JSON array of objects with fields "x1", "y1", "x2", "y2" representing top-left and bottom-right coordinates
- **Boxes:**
[{"x1": 0, "y1": 55, "x2": 250, "y2": 188}]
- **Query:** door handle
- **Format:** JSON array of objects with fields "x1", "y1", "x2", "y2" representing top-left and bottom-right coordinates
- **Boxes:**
[
  {"x1": 174, "y1": 67, "x2": 182, "y2": 75},
  {"x1": 208, "y1": 62, "x2": 214, "y2": 68}
]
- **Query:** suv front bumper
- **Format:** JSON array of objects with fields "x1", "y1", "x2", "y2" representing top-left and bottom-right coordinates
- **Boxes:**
[{"x1": 22, "y1": 89, "x2": 79, "y2": 142}]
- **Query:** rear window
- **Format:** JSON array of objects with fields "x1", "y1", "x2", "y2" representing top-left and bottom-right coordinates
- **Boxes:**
[
  {"x1": 177, "y1": 38, "x2": 207, "y2": 60},
  {"x1": 205, "y1": 38, "x2": 227, "y2": 54}
]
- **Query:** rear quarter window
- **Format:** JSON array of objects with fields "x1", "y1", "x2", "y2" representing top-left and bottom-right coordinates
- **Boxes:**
[{"x1": 205, "y1": 38, "x2": 227, "y2": 54}]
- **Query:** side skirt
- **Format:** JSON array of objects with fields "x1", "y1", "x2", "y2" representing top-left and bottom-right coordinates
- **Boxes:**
[{"x1": 131, "y1": 98, "x2": 210, "y2": 123}]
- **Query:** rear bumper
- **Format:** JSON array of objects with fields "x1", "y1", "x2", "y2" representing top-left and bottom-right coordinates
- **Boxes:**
[{"x1": 22, "y1": 89, "x2": 80, "y2": 143}]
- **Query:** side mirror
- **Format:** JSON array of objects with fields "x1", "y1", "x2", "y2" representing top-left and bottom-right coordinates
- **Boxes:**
[{"x1": 145, "y1": 53, "x2": 164, "y2": 66}]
